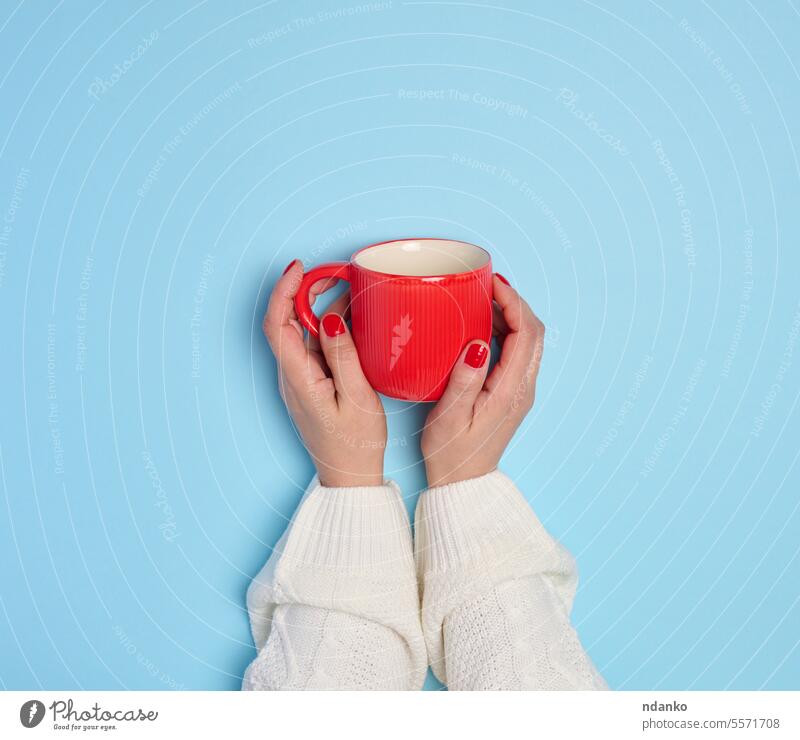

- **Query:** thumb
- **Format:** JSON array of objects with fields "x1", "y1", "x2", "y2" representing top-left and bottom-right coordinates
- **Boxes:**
[
  {"x1": 435, "y1": 340, "x2": 490, "y2": 417},
  {"x1": 319, "y1": 312, "x2": 373, "y2": 404}
]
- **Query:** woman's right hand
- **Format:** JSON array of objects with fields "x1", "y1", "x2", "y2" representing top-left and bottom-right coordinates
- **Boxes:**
[
  {"x1": 263, "y1": 260, "x2": 387, "y2": 488},
  {"x1": 420, "y1": 275, "x2": 545, "y2": 487}
]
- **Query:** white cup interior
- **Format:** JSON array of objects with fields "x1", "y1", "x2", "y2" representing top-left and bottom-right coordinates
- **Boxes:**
[{"x1": 353, "y1": 239, "x2": 489, "y2": 277}]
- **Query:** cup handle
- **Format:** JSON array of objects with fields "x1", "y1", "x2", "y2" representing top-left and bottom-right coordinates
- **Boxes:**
[{"x1": 293, "y1": 261, "x2": 351, "y2": 337}]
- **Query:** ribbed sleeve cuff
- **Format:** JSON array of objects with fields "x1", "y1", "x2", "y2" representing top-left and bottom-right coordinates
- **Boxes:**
[
  {"x1": 247, "y1": 476, "x2": 419, "y2": 652},
  {"x1": 278, "y1": 477, "x2": 414, "y2": 570},
  {"x1": 415, "y1": 470, "x2": 560, "y2": 576}
]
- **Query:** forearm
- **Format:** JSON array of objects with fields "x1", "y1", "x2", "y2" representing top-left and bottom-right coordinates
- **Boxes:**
[
  {"x1": 244, "y1": 477, "x2": 426, "y2": 691},
  {"x1": 415, "y1": 470, "x2": 606, "y2": 690}
]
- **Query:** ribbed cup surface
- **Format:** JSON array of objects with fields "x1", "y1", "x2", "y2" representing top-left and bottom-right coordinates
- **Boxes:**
[{"x1": 350, "y1": 263, "x2": 493, "y2": 402}]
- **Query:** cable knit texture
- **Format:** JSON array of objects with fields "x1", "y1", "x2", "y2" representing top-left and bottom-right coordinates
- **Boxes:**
[
  {"x1": 242, "y1": 477, "x2": 426, "y2": 690},
  {"x1": 243, "y1": 471, "x2": 606, "y2": 690},
  {"x1": 415, "y1": 470, "x2": 607, "y2": 690}
]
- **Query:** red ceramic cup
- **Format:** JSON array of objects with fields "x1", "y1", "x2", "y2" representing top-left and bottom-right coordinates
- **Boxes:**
[{"x1": 294, "y1": 238, "x2": 493, "y2": 402}]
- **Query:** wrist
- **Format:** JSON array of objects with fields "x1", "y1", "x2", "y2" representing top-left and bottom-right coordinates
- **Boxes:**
[
  {"x1": 317, "y1": 467, "x2": 385, "y2": 488},
  {"x1": 313, "y1": 444, "x2": 385, "y2": 488},
  {"x1": 425, "y1": 461, "x2": 497, "y2": 488}
]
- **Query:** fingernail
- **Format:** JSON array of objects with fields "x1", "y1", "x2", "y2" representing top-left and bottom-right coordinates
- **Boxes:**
[
  {"x1": 322, "y1": 313, "x2": 346, "y2": 337},
  {"x1": 495, "y1": 273, "x2": 510, "y2": 286},
  {"x1": 282, "y1": 259, "x2": 298, "y2": 275},
  {"x1": 464, "y1": 343, "x2": 488, "y2": 369}
]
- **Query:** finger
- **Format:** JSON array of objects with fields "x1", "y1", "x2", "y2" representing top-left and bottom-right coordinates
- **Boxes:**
[
  {"x1": 308, "y1": 277, "x2": 340, "y2": 307},
  {"x1": 483, "y1": 275, "x2": 544, "y2": 401},
  {"x1": 490, "y1": 273, "x2": 532, "y2": 333},
  {"x1": 306, "y1": 275, "x2": 341, "y2": 354},
  {"x1": 434, "y1": 339, "x2": 491, "y2": 420},
  {"x1": 492, "y1": 301, "x2": 509, "y2": 337},
  {"x1": 318, "y1": 312, "x2": 374, "y2": 405},
  {"x1": 307, "y1": 289, "x2": 352, "y2": 355},
  {"x1": 263, "y1": 260, "x2": 324, "y2": 384}
]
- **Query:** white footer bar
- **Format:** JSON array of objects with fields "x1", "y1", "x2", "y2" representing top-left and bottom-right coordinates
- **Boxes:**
[{"x1": 1, "y1": 690, "x2": 797, "y2": 739}]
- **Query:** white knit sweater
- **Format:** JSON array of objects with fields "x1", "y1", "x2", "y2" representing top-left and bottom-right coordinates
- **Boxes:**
[{"x1": 242, "y1": 471, "x2": 606, "y2": 690}]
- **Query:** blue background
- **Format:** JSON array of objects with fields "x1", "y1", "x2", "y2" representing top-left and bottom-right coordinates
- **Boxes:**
[{"x1": 0, "y1": 0, "x2": 798, "y2": 691}]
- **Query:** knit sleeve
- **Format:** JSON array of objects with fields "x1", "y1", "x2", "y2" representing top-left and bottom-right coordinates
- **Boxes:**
[
  {"x1": 414, "y1": 470, "x2": 607, "y2": 690},
  {"x1": 242, "y1": 477, "x2": 426, "y2": 690}
]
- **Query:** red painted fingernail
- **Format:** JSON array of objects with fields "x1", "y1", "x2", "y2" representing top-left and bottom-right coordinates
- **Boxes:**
[
  {"x1": 464, "y1": 343, "x2": 488, "y2": 369},
  {"x1": 322, "y1": 313, "x2": 346, "y2": 337},
  {"x1": 282, "y1": 259, "x2": 298, "y2": 275},
  {"x1": 495, "y1": 273, "x2": 510, "y2": 286}
]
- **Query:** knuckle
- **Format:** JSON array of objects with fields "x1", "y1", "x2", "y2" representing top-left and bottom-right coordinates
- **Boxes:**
[
  {"x1": 517, "y1": 314, "x2": 536, "y2": 335},
  {"x1": 332, "y1": 341, "x2": 359, "y2": 365},
  {"x1": 522, "y1": 315, "x2": 542, "y2": 336},
  {"x1": 448, "y1": 371, "x2": 473, "y2": 391},
  {"x1": 446, "y1": 378, "x2": 476, "y2": 404},
  {"x1": 519, "y1": 302, "x2": 539, "y2": 328}
]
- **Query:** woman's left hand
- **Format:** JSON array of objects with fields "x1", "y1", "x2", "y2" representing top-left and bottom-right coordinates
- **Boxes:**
[{"x1": 263, "y1": 260, "x2": 387, "y2": 487}]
